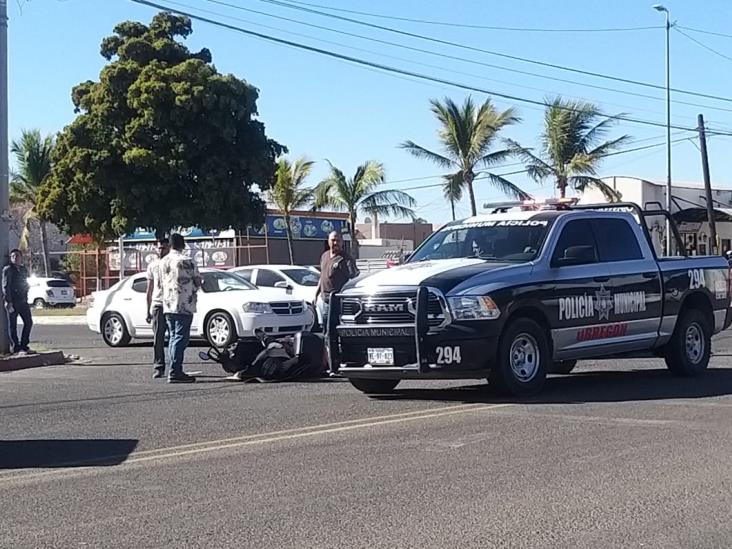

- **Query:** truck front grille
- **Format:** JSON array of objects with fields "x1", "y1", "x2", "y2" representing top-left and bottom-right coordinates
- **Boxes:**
[{"x1": 339, "y1": 290, "x2": 446, "y2": 328}]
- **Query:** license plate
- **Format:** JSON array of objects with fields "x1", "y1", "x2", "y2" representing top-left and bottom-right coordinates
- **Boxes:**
[
  {"x1": 367, "y1": 347, "x2": 394, "y2": 365},
  {"x1": 60, "y1": 290, "x2": 68, "y2": 296}
]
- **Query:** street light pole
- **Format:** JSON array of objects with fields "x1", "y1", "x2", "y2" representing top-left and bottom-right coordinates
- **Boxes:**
[
  {"x1": 0, "y1": 0, "x2": 9, "y2": 354},
  {"x1": 654, "y1": 4, "x2": 672, "y2": 255}
]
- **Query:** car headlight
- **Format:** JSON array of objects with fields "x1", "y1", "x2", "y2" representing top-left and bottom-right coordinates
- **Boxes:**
[
  {"x1": 242, "y1": 302, "x2": 273, "y2": 314},
  {"x1": 448, "y1": 295, "x2": 500, "y2": 320}
]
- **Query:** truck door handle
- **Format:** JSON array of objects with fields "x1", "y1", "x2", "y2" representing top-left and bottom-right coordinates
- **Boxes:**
[
  {"x1": 594, "y1": 276, "x2": 610, "y2": 282},
  {"x1": 642, "y1": 272, "x2": 657, "y2": 279}
]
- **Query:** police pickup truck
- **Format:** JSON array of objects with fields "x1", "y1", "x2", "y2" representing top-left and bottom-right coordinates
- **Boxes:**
[{"x1": 327, "y1": 201, "x2": 732, "y2": 397}]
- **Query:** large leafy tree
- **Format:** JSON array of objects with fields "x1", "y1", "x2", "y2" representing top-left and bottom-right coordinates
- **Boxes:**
[
  {"x1": 314, "y1": 161, "x2": 415, "y2": 258},
  {"x1": 38, "y1": 12, "x2": 284, "y2": 241},
  {"x1": 10, "y1": 129, "x2": 55, "y2": 276},
  {"x1": 400, "y1": 96, "x2": 529, "y2": 216},
  {"x1": 510, "y1": 97, "x2": 631, "y2": 200},
  {"x1": 269, "y1": 157, "x2": 315, "y2": 265}
]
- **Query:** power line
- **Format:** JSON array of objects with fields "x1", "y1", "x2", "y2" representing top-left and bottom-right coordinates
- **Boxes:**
[
  {"x1": 130, "y1": 0, "x2": 732, "y2": 135},
  {"x1": 675, "y1": 27, "x2": 732, "y2": 63},
  {"x1": 677, "y1": 26, "x2": 732, "y2": 40},
  {"x1": 254, "y1": 0, "x2": 732, "y2": 105},
  {"x1": 272, "y1": 0, "x2": 663, "y2": 33},
  {"x1": 190, "y1": 0, "x2": 732, "y2": 117}
]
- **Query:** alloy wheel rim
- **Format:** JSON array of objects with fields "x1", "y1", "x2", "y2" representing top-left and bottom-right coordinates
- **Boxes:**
[
  {"x1": 209, "y1": 316, "x2": 230, "y2": 347},
  {"x1": 104, "y1": 317, "x2": 123, "y2": 345}
]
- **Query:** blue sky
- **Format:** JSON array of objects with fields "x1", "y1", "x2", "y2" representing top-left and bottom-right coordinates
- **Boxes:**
[{"x1": 8, "y1": 0, "x2": 732, "y2": 224}]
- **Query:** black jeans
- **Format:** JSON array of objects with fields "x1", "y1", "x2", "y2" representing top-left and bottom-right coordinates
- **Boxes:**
[
  {"x1": 151, "y1": 305, "x2": 166, "y2": 369},
  {"x1": 7, "y1": 302, "x2": 32, "y2": 353}
]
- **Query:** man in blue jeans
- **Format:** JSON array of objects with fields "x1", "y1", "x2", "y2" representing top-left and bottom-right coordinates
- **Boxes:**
[
  {"x1": 160, "y1": 234, "x2": 201, "y2": 383},
  {"x1": 2, "y1": 249, "x2": 33, "y2": 354}
]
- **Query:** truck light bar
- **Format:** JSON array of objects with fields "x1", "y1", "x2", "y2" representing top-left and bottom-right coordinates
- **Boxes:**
[{"x1": 483, "y1": 197, "x2": 578, "y2": 213}]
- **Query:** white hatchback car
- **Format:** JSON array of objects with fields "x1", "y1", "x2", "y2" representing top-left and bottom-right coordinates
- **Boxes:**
[
  {"x1": 87, "y1": 269, "x2": 314, "y2": 348},
  {"x1": 27, "y1": 277, "x2": 76, "y2": 309},
  {"x1": 229, "y1": 265, "x2": 321, "y2": 321}
]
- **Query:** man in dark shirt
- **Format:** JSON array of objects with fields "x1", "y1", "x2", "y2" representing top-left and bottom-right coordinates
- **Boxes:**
[
  {"x1": 315, "y1": 231, "x2": 358, "y2": 319},
  {"x1": 2, "y1": 249, "x2": 33, "y2": 354}
]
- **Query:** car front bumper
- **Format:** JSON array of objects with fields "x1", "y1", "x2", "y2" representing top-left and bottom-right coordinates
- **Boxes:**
[{"x1": 236, "y1": 309, "x2": 314, "y2": 338}]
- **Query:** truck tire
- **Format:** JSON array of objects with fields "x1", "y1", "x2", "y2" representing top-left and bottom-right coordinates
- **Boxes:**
[
  {"x1": 664, "y1": 309, "x2": 711, "y2": 377},
  {"x1": 349, "y1": 378, "x2": 400, "y2": 395},
  {"x1": 490, "y1": 318, "x2": 549, "y2": 396},
  {"x1": 550, "y1": 360, "x2": 577, "y2": 375}
]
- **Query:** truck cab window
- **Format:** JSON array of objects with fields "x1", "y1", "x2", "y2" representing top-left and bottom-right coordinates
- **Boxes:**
[
  {"x1": 592, "y1": 219, "x2": 643, "y2": 262},
  {"x1": 552, "y1": 220, "x2": 598, "y2": 266}
]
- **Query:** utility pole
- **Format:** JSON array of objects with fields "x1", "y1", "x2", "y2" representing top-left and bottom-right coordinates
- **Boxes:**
[
  {"x1": 698, "y1": 114, "x2": 718, "y2": 255},
  {"x1": 0, "y1": 0, "x2": 10, "y2": 354},
  {"x1": 654, "y1": 4, "x2": 673, "y2": 255}
]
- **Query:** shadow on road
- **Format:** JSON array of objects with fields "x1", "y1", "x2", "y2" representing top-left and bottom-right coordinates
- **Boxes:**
[
  {"x1": 373, "y1": 368, "x2": 732, "y2": 405},
  {"x1": 0, "y1": 439, "x2": 139, "y2": 469}
]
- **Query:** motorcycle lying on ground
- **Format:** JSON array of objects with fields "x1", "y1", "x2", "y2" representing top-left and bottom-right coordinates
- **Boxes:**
[{"x1": 199, "y1": 329, "x2": 326, "y2": 382}]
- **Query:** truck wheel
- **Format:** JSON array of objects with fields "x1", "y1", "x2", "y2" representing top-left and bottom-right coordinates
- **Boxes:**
[
  {"x1": 490, "y1": 318, "x2": 549, "y2": 396},
  {"x1": 549, "y1": 360, "x2": 577, "y2": 375},
  {"x1": 349, "y1": 378, "x2": 400, "y2": 395},
  {"x1": 665, "y1": 309, "x2": 711, "y2": 377},
  {"x1": 205, "y1": 311, "x2": 236, "y2": 349}
]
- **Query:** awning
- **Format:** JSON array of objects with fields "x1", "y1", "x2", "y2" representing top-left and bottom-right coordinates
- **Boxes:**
[{"x1": 672, "y1": 207, "x2": 732, "y2": 223}]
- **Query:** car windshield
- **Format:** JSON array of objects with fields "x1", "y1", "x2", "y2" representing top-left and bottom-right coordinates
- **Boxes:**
[
  {"x1": 281, "y1": 268, "x2": 319, "y2": 286},
  {"x1": 409, "y1": 219, "x2": 551, "y2": 263},
  {"x1": 201, "y1": 271, "x2": 256, "y2": 293}
]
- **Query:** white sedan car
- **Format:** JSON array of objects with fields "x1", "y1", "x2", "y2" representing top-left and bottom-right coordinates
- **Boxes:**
[
  {"x1": 87, "y1": 269, "x2": 314, "y2": 348},
  {"x1": 229, "y1": 264, "x2": 321, "y2": 321}
]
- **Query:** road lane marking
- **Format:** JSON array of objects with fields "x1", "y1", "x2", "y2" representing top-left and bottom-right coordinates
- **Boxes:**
[{"x1": 0, "y1": 403, "x2": 509, "y2": 485}]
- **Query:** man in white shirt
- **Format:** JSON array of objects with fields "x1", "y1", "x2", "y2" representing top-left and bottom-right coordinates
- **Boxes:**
[
  {"x1": 161, "y1": 233, "x2": 202, "y2": 383},
  {"x1": 146, "y1": 238, "x2": 170, "y2": 379}
]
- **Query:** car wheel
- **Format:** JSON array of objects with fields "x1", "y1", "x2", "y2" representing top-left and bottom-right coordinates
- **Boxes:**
[
  {"x1": 349, "y1": 378, "x2": 400, "y2": 395},
  {"x1": 489, "y1": 318, "x2": 549, "y2": 397},
  {"x1": 102, "y1": 313, "x2": 131, "y2": 347},
  {"x1": 33, "y1": 298, "x2": 46, "y2": 310},
  {"x1": 665, "y1": 309, "x2": 711, "y2": 376},
  {"x1": 206, "y1": 311, "x2": 236, "y2": 349},
  {"x1": 549, "y1": 360, "x2": 577, "y2": 375}
]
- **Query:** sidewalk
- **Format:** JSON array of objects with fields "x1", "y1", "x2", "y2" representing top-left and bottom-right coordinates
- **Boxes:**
[{"x1": 19, "y1": 316, "x2": 87, "y2": 326}]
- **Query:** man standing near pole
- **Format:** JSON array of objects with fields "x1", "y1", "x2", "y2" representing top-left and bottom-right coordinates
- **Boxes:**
[
  {"x1": 3, "y1": 249, "x2": 32, "y2": 354},
  {"x1": 146, "y1": 238, "x2": 170, "y2": 379}
]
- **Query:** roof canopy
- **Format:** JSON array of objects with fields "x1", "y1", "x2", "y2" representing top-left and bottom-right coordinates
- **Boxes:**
[{"x1": 672, "y1": 207, "x2": 732, "y2": 223}]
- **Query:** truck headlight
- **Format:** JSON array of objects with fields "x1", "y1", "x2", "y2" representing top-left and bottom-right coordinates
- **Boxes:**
[
  {"x1": 242, "y1": 302, "x2": 273, "y2": 314},
  {"x1": 448, "y1": 295, "x2": 500, "y2": 320}
]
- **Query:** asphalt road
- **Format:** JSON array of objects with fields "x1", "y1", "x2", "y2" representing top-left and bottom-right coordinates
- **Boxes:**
[{"x1": 1, "y1": 326, "x2": 732, "y2": 548}]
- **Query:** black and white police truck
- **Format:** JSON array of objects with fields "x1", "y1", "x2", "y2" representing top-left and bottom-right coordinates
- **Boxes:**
[{"x1": 327, "y1": 200, "x2": 732, "y2": 397}]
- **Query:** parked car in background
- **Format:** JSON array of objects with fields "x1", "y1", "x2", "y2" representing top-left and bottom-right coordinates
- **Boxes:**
[
  {"x1": 87, "y1": 269, "x2": 314, "y2": 348},
  {"x1": 229, "y1": 264, "x2": 322, "y2": 323},
  {"x1": 27, "y1": 277, "x2": 76, "y2": 309}
]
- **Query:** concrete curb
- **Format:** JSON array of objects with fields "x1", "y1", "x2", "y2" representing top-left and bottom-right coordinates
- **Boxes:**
[
  {"x1": 0, "y1": 351, "x2": 67, "y2": 372},
  {"x1": 20, "y1": 316, "x2": 88, "y2": 326}
]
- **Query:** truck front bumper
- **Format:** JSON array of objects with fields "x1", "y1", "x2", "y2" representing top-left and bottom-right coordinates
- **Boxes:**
[{"x1": 330, "y1": 289, "x2": 501, "y2": 380}]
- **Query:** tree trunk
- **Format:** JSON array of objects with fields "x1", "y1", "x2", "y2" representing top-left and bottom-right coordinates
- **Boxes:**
[
  {"x1": 350, "y1": 212, "x2": 359, "y2": 259},
  {"x1": 39, "y1": 220, "x2": 50, "y2": 277},
  {"x1": 284, "y1": 213, "x2": 295, "y2": 265},
  {"x1": 465, "y1": 173, "x2": 477, "y2": 216},
  {"x1": 450, "y1": 198, "x2": 456, "y2": 221},
  {"x1": 557, "y1": 176, "x2": 567, "y2": 198}
]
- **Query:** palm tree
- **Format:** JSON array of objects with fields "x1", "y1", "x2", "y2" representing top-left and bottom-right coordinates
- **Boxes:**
[
  {"x1": 314, "y1": 161, "x2": 416, "y2": 258},
  {"x1": 400, "y1": 96, "x2": 529, "y2": 216},
  {"x1": 269, "y1": 157, "x2": 315, "y2": 265},
  {"x1": 10, "y1": 129, "x2": 55, "y2": 276},
  {"x1": 510, "y1": 97, "x2": 631, "y2": 200}
]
